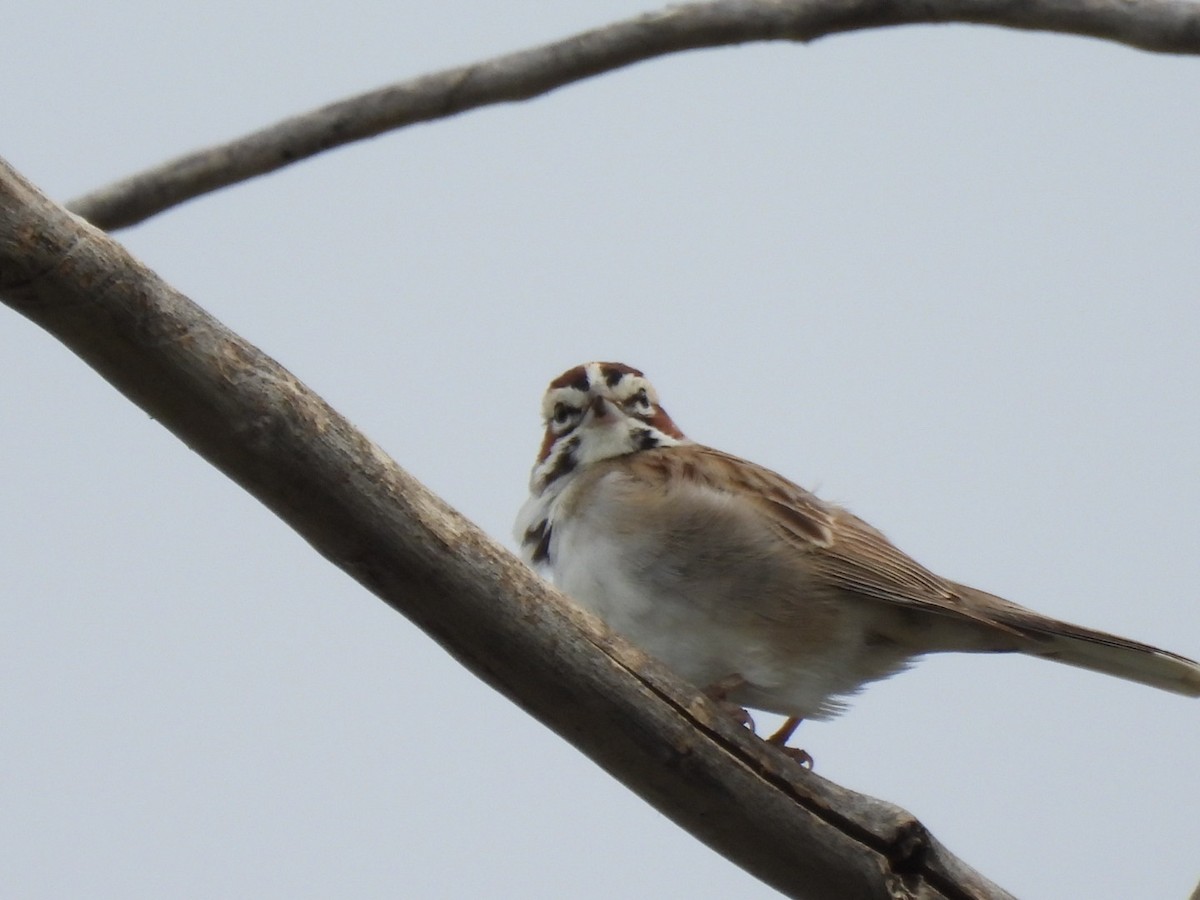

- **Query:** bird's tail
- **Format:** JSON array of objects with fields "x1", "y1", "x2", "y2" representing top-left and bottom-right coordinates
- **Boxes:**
[{"x1": 951, "y1": 584, "x2": 1200, "y2": 698}]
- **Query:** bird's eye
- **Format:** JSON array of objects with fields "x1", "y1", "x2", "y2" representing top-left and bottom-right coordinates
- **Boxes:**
[
  {"x1": 552, "y1": 402, "x2": 575, "y2": 424},
  {"x1": 630, "y1": 388, "x2": 650, "y2": 407}
]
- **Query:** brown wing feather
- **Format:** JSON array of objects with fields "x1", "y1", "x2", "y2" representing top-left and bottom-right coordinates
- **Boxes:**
[
  {"x1": 651, "y1": 445, "x2": 1200, "y2": 695},
  {"x1": 682, "y1": 446, "x2": 1025, "y2": 636}
]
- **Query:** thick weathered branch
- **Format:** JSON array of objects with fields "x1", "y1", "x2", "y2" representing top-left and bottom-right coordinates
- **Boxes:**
[
  {"x1": 69, "y1": 0, "x2": 1200, "y2": 231},
  {"x1": 1, "y1": 158, "x2": 1014, "y2": 898}
]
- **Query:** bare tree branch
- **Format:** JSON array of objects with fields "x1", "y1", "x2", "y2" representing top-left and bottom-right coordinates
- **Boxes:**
[
  {"x1": 68, "y1": 0, "x2": 1200, "y2": 231},
  {"x1": 1, "y1": 157, "x2": 1017, "y2": 899}
]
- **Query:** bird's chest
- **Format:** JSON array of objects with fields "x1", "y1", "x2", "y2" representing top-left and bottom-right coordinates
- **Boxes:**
[
  {"x1": 542, "y1": 473, "x2": 783, "y2": 684},
  {"x1": 548, "y1": 504, "x2": 680, "y2": 636}
]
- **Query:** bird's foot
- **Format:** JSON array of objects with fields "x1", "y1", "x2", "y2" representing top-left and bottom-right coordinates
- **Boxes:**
[{"x1": 766, "y1": 716, "x2": 813, "y2": 769}]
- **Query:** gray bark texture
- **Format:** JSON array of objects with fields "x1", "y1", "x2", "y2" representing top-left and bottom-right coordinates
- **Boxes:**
[
  {"x1": 0, "y1": 156, "x2": 1015, "y2": 899},
  {"x1": 68, "y1": 0, "x2": 1200, "y2": 232},
  {"x1": 15, "y1": 4, "x2": 1195, "y2": 893}
]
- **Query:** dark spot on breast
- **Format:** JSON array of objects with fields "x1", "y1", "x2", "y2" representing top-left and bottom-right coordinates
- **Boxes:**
[{"x1": 524, "y1": 520, "x2": 553, "y2": 563}]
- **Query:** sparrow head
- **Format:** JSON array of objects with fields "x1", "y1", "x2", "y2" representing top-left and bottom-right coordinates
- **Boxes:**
[{"x1": 529, "y1": 362, "x2": 686, "y2": 493}]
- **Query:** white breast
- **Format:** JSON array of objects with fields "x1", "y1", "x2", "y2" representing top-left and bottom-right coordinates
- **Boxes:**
[{"x1": 517, "y1": 464, "x2": 913, "y2": 720}]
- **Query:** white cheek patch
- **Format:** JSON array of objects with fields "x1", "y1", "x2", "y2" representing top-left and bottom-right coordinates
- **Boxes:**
[{"x1": 574, "y1": 422, "x2": 636, "y2": 466}]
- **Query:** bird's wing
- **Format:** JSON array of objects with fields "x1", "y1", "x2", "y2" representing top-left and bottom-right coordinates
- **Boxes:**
[
  {"x1": 651, "y1": 445, "x2": 1200, "y2": 696},
  {"x1": 661, "y1": 445, "x2": 1020, "y2": 633}
]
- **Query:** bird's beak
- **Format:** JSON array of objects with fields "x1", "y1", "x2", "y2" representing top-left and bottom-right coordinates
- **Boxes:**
[{"x1": 589, "y1": 395, "x2": 615, "y2": 420}]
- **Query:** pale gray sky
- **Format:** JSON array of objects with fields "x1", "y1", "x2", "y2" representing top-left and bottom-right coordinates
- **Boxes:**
[{"x1": 3, "y1": 3, "x2": 1199, "y2": 898}]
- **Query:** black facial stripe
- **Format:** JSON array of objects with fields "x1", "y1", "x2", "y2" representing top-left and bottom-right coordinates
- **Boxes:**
[
  {"x1": 566, "y1": 371, "x2": 590, "y2": 392},
  {"x1": 543, "y1": 436, "x2": 579, "y2": 485},
  {"x1": 604, "y1": 368, "x2": 625, "y2": 388},
  {"x1": 633, "y1": 428, "x2": 660, "y2": 451}
]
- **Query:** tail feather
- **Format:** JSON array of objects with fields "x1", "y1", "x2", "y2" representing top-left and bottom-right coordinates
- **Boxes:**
[
  {"x1": 952, "y1": 585, "x2": 1200, "y2": 698},
  {"x1": 1027, "y1": 629, "x2": 1200, "y2": 698}
]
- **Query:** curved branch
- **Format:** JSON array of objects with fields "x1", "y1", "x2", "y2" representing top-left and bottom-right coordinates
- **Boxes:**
[
  {"x1": 69, "y1": 0, "x2": 1200, "y2": 230},
  {"x1": 2, "y1": 157, "x2": 1014, "y2": 899}
]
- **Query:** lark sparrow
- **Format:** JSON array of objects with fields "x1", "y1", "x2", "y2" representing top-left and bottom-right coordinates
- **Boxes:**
[{"x1": 515, "y1": 362, "x2": 1200, "y2": 748}]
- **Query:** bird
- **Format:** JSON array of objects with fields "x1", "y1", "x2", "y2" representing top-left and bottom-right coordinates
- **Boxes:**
[{"x1": 514, "y1": 361, "x2": 1200, "y2": 756}]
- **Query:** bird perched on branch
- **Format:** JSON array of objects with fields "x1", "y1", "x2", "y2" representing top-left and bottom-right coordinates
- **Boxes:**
[{"x1": 516, "y1": 361, "x2": 1200, "y2": 757}]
